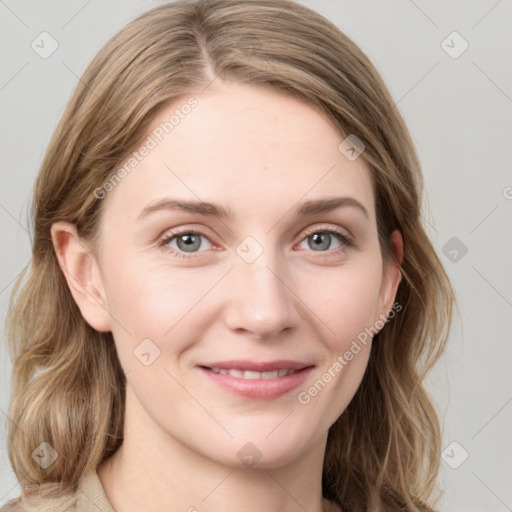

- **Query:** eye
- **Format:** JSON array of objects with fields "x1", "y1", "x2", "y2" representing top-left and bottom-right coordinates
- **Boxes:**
[
  {"x1": 296, "y1": 226, "x2": 353, "y2": 254},
  {"x1": 159, "y1": 230, "x2": 213, "y2": 258},
  {"x1": 159, "y1": 225, "x2": 354, "y2": 259}
]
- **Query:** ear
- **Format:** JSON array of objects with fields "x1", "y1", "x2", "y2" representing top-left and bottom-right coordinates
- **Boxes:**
[
  {"x1": 376, "y1": 229, "x2": 403, "y2": 321},
  {"x1": 50, "y1": 221, "x2": 111, "y2": 332}
]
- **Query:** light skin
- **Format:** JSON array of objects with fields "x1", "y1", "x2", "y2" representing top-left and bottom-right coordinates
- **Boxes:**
[{"x1": 51, "y1": 82, "x2": 403, "y2": 512}]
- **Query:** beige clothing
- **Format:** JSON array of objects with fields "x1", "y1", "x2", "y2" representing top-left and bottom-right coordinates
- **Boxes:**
[{"x1": 0, "y1": 470, "x2": 115, "y2": 512}]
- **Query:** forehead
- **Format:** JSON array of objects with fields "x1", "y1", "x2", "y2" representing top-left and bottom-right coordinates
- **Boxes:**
[{"x1": 101, "y1": 82, "x2": 375, "y2": 225}]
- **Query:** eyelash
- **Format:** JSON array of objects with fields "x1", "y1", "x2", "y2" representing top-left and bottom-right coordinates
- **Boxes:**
[{"x1": 158, "y1": 225, "x2": 354, "y2": 259}]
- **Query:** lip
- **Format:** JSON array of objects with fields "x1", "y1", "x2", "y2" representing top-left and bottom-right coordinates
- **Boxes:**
[
  {"x1": 198, "y1": 359, "x2": 315, "y2": 400},
  {"x1": 200, "y1": 359, "x2": 312, "y2": 372}
]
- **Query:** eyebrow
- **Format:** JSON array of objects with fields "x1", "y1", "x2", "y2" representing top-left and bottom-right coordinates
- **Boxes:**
[{"x1": 137, "y1": 196, "x2": 369, "y2": 221}]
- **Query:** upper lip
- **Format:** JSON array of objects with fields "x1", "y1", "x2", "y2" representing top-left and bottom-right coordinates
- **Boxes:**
[{"x1": 199, "y1": 360, "x2": 314, "y2": 371}]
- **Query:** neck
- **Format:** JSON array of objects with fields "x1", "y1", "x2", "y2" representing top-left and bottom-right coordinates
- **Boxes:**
[{"x1": 97, "y1": 385, "x2": 339, "y2": 512}]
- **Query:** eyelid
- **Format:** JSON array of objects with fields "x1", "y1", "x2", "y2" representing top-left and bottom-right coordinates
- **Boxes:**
[
  {"x1": 299, "y1": 223, "x2": 353, "y2": 243},
  {"x1": 158, "y1": 223, "x2": 354, "y2": 258}
]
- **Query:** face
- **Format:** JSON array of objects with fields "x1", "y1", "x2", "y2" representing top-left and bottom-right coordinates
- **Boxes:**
[{"x1": 62, "y1": 82, "x2": 402, "y2": 468}]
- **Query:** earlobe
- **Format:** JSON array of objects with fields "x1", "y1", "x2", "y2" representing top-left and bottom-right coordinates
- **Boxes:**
[{"x1": 50, "y1": 221, "x2": 111, "y2": 332}]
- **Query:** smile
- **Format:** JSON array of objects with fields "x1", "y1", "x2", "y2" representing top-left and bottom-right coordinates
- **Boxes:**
[
  {"x1": 198, "y1": 360, "x2": 314, "y2": 399},
  {"x1": 208, "y1": 368, "x2": 297, "y2": 379}
]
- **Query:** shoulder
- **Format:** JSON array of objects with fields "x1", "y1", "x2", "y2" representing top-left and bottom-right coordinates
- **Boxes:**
[
  {"x1": 0, "y1": 490, "x2": 76, "y2": 512},
  {"x1": 0, "y1": 470, "x2": 113, "y2": 512}
]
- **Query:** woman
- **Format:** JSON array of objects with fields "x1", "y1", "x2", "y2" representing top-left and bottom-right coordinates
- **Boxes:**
[{"x1": 2, "y1": 0, "x2": 455, "y2": 511}]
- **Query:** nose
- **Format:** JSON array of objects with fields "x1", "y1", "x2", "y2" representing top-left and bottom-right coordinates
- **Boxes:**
[{"x1": 223, "y1": 250, "x2": 297, "y2": 340}]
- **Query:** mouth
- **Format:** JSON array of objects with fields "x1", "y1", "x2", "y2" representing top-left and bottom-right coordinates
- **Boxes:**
[
  {"x1": 197, "y1": 360, "x2": 314, "y2": 399},
  {"x1": 208, "y1": 367, "x2": 297, "y2": 379}
]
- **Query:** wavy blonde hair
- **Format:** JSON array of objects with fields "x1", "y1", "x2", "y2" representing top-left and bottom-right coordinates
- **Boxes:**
[{"x1": 2, "y1": 1, "x2": 455, "y2": 511}]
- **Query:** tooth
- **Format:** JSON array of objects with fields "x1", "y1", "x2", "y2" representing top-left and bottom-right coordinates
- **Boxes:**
[
  {"x1": 227, "y1": 369, "x2": 244, "y2": 378},
  {"x1": 243, "y1": 370, "x2": 261, "y2": 379},
  {"x1": 209, "y1": 368, "x2": 297, "y2": 379}
]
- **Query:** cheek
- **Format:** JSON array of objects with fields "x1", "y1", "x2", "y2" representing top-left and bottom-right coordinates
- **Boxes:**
[
  {"x1": 102, "y1": 247, "x2": 383, "y2": 370},
  {"x1": 294, "y1": 265, "x2": 381, "y2": 427},
  {"x1": 101, "y1": 255, "x2": 222, "y2": 353},
  {"x1": 303, "y1": 258, "x2": 383, "y2": 349}
]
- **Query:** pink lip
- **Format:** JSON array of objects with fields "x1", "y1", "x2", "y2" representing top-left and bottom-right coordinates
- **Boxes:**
[
  {"x1": 200, "y1": 359, "x2": 312, "y2": 372},
  {"x1": 198, "y1": 360, "x2": 314, "y2": 400}
]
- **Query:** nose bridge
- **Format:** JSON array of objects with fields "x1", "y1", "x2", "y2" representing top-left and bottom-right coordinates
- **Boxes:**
[{"x1": 225, "y1": 235, "x2": 295, "y2": 338}]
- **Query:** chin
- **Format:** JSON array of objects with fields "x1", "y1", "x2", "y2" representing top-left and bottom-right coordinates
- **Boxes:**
[{"x1": 201, "y1": 428, "x2": 318, "y2": 470}]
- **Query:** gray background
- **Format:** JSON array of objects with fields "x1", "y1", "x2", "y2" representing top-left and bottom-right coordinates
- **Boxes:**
[{"x1": 1, "y1": 1, "x2": 511, "y2": 510}]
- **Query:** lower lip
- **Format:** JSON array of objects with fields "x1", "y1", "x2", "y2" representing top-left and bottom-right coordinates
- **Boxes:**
[{"x1": 198, "y1": 367, "x2": 314, "y2": 400}]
